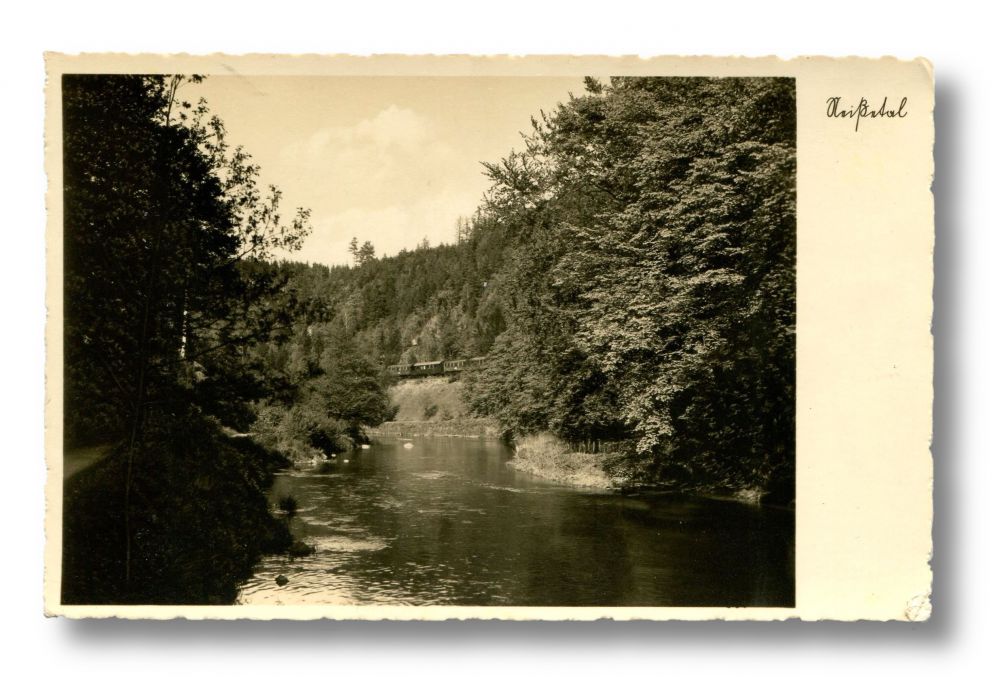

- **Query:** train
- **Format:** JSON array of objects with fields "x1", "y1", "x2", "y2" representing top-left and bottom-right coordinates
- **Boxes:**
[{"x1": 387, "y1": 356, "x2": 487, "y2": 378}]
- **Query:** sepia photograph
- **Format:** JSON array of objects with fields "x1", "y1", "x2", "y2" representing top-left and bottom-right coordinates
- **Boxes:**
[
  {"x1": 57, "y1": 70, "x2": 796, "y2": 609},
  {"x1": 14, "y1": 0, "x2": 995, "y2": 679},
  {"x1": 44, "y1": 54, "x2": 933, "y2": 622}
]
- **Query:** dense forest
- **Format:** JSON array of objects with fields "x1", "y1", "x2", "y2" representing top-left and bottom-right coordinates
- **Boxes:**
[
  {"x1": 63, "y1": 74, "x2": 794, "y2": 603},
  {"x1": 62, "y1": 74, "x2": 316, "y2": 602},
  {"x1": 245, "y1": 76, "x2": 796, "y2": 499},
  {"x1": 469, "y1": 76, "x2": 796, "y2": 499}
]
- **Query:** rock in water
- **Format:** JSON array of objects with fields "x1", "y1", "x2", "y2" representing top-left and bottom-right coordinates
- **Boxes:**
[
  {"x1": 403, "y1": 442, "x2": 414, "y2": 449},
  {"x1": 275, "y1": 574, "x2": 289, "y2": 587}
]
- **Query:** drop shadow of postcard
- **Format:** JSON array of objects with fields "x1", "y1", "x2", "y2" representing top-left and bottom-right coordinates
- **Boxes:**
[{"x1": 44, "y1": 54, "x2": 933, "y2": 621}]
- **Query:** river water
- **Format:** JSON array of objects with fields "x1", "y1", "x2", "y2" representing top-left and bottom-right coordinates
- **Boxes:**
[{"x1": 237, "y1": 437, "x2": 793, "y2": 606}]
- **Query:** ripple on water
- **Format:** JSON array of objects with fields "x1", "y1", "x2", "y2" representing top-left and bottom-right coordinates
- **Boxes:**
[
  {"x1": 280, "y1": 471, "x2": 347, "y2": 480},
  {"x1": 483, "y1": 484, "x2": 527, "y2": 493},
  {"x1": 413, "y1": 471, "x2": 454, "y2": 480},
  {"x1": 241, "y1": 436, "x2": 794, "y2": 607},
  {"x1": 270, "y1": 504, "x2": 318, "y2": 514},
  {"x1": 297, "y1": 514, "x2": 336, "y2": 528},
  {"x1": 311, "y1": 535, "x2": 390, "y2": 553}
]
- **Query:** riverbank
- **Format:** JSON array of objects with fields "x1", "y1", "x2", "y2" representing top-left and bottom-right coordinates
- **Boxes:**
[
  {"x1": 508, "y1": 434, "x2": 619, "y2": 490},
  {"x1": 381, "y1": 375, "x2": 791, "y2": 504},
  {"x1": 61, "y1": 414, "x2": 295, "y2": 604},
  {"x1": 506, "y1": 434, "x2": 793, "y2": 506},
  {"x1": 370, "y1": 418, "x2": 498, "y2": 439}
]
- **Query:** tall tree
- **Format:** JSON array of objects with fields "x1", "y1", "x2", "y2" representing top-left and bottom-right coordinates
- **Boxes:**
[
  {"x1": 466, "y1": 77, "x2": 795, "y2": 496},
  {"x1": 358, "y1": 240, "x2": 376, "y2": 265},
  {"x1": 63, "y1": 74, "x2": 312, "y2": 583}
]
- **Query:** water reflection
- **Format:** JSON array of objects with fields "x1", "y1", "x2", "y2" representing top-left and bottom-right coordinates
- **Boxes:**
[{"x1": 238, "y1": 437, "x2": 793, "y2": 606}]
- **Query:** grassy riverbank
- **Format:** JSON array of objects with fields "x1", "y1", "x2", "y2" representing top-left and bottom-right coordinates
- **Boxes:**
[
  {"x1": 507, "y1": 434, "x2": 791, "y2": 506},
  {"x1": 508, "y1": 434, "x2": 619, "y2": 490},
  {"x1": 383, "y1": 380, "x2": 791, "y2": 504}
]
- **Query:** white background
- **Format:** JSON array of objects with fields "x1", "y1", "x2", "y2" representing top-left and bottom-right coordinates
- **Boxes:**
[{"x1": 2, "y1": 1, "x2": 994, "y2": 683}]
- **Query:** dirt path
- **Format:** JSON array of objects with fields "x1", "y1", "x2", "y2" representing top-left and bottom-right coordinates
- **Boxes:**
[{"x1": 63, "y1": 444, "x2": 113, "y2": 480}]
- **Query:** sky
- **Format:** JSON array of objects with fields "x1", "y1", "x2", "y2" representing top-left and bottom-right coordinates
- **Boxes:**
[{"x1": 190, "y1": 76, "x2": 583, "y2": 266}]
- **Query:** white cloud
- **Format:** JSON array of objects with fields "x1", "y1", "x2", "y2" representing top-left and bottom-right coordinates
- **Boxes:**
[
  {"x1": 280, "y1": 105, "x2": 456, "y2": 208},
  {"x1": 284, "y1": 188, "x2": 481, "y2": 266},
  {"x1": 274, "y1": 105, "x2": 489, "y2": 264},
  {"x1": 295, "y1": 105, "x2": 430, "y2": 160},
  {"x1": 355, "y1": 105, "x2": 430, "y2": 150}
]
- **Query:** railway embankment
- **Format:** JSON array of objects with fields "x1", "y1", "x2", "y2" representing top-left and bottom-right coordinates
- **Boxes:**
[
  {"x1": 372, "y1": 377, "x2": 498, "y2": 438},
  {"x1": 370, "y1": 418, "x2": 498, "y2": 439}
]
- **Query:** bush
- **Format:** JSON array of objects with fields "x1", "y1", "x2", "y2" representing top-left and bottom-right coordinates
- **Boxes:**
[
  {"x1": 288, "y1": 539, "x2": 315, "y2": 558},
  {"x1": 277, "y1": 494, "x2": 298, "y2": 517}
]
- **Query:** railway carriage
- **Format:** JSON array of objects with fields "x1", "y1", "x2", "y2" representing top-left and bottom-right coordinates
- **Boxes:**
[
  {"x1": 388, "y1": 357, "x2": 488, "y2": 378},
  {"x1": 412, "y1": 360, "x2": 444, "y2": 376}
]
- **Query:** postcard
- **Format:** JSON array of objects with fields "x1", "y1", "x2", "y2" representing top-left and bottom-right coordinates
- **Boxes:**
[{"x1": 44, "y1": 54, "x2": 933, "y2": 620}]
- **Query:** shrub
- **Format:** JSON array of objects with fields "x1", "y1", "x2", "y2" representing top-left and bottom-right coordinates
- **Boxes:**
[{"x1": 277, "y1": 494, "x2": 298, "y2": 517}]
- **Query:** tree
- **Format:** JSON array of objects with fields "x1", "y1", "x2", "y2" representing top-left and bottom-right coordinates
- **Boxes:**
[
  {"x1": 455, "y1": 216, "x2": 473, "y2": 243},
  {"x1": 63, "y1": 74, "x2": 312, "y2": 585},
  {"x1": 466, "y1": 77, "x2": 795, "y2": 496},
  {"x1": 559, "y1": 78, "x2": 796, "y2": 493},
  {"x1": 358, "y1": 240, "x2": 376, "y2": 265},
  {"x1": 348, "y1": 236, "x2": 376, "y2": 267}
]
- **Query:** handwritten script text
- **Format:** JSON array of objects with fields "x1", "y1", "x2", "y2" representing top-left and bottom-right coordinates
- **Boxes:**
[{"x1": 827, "y1": 96, "x2": 908, "y2": 132}]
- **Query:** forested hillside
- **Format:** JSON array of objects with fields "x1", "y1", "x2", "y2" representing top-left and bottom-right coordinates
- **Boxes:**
[
  {"x1": 254, "y1": 76, "x2": 796, "y2": 501},
  {"x1": 468, "y1": 76, "x2": 796, "y2": 500}
]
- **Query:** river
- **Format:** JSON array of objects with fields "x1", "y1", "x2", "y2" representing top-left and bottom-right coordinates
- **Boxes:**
[{"x1": 237, "y1": 436, "x2": 794, "y2": 606}]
